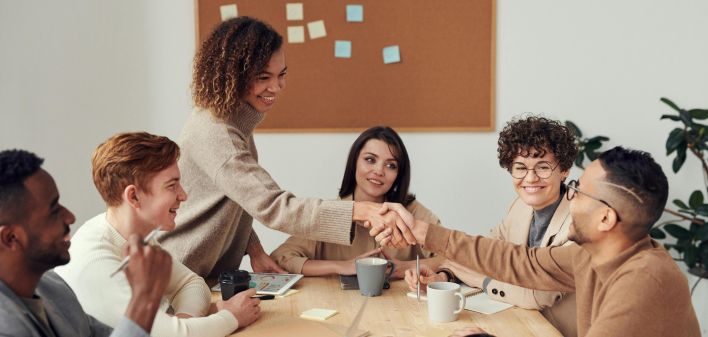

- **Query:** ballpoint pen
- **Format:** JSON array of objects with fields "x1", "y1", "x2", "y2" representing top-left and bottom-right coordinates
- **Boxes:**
[
  {"x1": 416, "y1": 254, "x2": 420, "y2": 301},
  {"x1": 109, "y1": 228, "x2": 161, "y2": 278}
]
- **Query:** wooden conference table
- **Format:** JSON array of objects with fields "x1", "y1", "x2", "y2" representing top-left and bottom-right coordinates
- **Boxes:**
[{"x1": 213, "y1": 276, "x2": 562, "y2": 337}]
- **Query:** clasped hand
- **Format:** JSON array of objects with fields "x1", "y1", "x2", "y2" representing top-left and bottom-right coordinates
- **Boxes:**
[{"x1": 363, "y1": 202, "x2": 417, "y2": 249}]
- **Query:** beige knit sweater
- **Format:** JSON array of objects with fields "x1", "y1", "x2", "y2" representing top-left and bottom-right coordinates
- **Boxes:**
[{"x1": 159, "y1": 104, "x2": 354, "y2": 278}]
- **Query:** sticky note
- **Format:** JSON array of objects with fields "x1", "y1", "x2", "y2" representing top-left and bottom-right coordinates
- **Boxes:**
[
  {"x1": 219, "y1": 4, "x2": 238, "y2": 21},
  {"x1": 277, "y1": 289, "x2": 300, "y2": 298},
  {"x1": 383, "y1": 45, "x2": 401, "y2": 64},
  {"x1": 287, "y1": 26, "x2": 305, "y2": 43},
  {"x1": 346, "y1": 4, "x2": 364, "y2": 22},
  {"x1": 307, "y1": 20, "x2": 327, "y2": 39},
  {"x1": 334, "y1": 40, "x2": 352, "y2": 58},
  {"x1": 286, "y1": 3, "x2": 303, "y2": 21},
  {"x1": 300, "y1": 308, "x2": 338, "y2": 321}
]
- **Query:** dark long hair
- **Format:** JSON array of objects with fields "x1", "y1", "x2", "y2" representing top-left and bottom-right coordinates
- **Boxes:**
[{"x1": 339, "y1": 126, "x2": 415, "y2": 205}]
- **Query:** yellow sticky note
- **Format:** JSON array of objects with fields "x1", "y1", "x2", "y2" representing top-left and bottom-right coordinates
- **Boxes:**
[
  {"x1": 220, "y1": 4, "x2": 238, "y2": 21},
  {"x1": 287, "y1": 26, "x2": 305, "y2": 43},
  {"x1": 277, "y1": 289, "x2": 300, "y2": 297},
  {"x1": 300, "y1": 308, "x2": 338, "y2": 321},
  {"x1": 307, "y1": 20, "x2": 327, "y2": 39},
  {"x1": 286, "y1": 3, "x2": 304, "y2": 21}
]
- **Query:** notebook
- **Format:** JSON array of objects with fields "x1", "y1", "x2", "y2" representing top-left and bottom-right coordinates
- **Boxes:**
[
  {"x1": 406, "y1": 284, "x2": 482, "y2": 300},
  {"x1": 406, "y1": 285, "x2": 512, "y2": 314}
]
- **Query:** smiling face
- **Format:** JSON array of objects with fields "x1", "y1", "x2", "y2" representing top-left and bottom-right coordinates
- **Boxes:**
[
  {"x1": 243, "y1": 48, "x2": 287, "y2": 113},
  {"x1": 511, "y1": 149, "x2": 569, "y2": 210},
  {"x1": 353, "y1": 139, "x2": 399, "y2": 203},
  {"x1": 21, "y1": 169, "x2": 76, "y2": 270},
  {"x1": 133, "y1": 162, "x2": 187, "y2": 231}
]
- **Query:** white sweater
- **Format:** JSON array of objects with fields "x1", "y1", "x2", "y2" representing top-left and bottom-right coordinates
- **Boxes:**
[{"x1": 55, "y1": 213, "x2": 239, "y2": 337}]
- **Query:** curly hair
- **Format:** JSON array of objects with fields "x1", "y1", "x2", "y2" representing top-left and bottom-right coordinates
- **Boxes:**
[
  {"x1": 92, "y1": 132, "x2": 180, "y2": 207},
  {"x1": 497, "y1": 116, "x2": 578, "y2": 172},
  {"x1": 0, "y1": 149, "x2": 44, "y2": 225},
  {"x1": 192, "y1": 17, "x2": 283, "y2": 119}
]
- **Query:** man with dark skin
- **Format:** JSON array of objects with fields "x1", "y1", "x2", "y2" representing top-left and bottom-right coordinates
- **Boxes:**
[{"x1": 0, "y1": 149, "x2": 173, "y2": 337}]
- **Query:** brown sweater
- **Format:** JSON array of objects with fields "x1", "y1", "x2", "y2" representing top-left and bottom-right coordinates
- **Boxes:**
[
  {"x1": 159, "y1": 105, "x2": 354, "y2": 278},
  {"x1": 424, "y1": 225, "x2": 700, "y2": 337},
  {"x1": 270, "y1": 195, "x2": 442, "y2": 273}
]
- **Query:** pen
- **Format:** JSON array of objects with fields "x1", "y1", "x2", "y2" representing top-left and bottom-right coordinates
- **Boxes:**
[
  {"x1": 109, "y1": 228, "x2": 161, "y2": 278},
  {"x1": 252, "y1": 294, "x2": 275, "y2": 300},
  {"x1": 416, "y1": 254, "x2": 420, "y2": 302}
]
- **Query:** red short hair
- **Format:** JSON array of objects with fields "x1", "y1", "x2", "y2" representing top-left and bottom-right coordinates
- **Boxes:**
[{"x1": 92, "y1": 132, "x2": 179, "y2": 206}]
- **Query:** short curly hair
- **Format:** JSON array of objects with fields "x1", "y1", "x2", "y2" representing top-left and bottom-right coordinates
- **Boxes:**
[
  {"x1": 92, "y1": 132, "x2": 180, "y2": 207},
  {"x1": 497, "y1": 116, "x2": 578, "y2": 172},
  {"x1": 192, "y1": 17, "x2": 283, "y2": 119},
  {"x1": 0, "y1": 149, "x2": 44, "y2": 225}
]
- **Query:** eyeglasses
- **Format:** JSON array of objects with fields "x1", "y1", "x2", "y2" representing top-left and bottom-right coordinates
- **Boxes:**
[
  {"x1": 510, "y1": 161, "x2": 559, "y2": 179},
  {"x1": 566, "y1": 180, "x2": 621, "y2": 221}
]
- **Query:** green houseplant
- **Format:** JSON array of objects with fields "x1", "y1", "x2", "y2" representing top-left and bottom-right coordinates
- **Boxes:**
[{"x1": 649, "y1": 97, "x2": 708, "y2": 282}]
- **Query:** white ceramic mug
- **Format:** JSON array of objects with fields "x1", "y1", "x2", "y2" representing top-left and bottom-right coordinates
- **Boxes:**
[{"x1": 427, "y1": 282, "x2": 466, "y2": 322}]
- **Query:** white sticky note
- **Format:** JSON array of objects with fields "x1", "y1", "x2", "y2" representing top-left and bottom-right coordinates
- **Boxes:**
[
  {"x1": 307, "y1": 20, "x2": 327, "y2": 39},
  {"x1": 300, "y1": 308, "x2": 338, "y2": 321},
  {"x1": 287, "y1": 26, "x2": 305, "y2": 43},
  {"x1": 219, "y1": 4, "x2": 238, "y2": 21},
  {"x1": 277, "y1": 289, "x2": 300, "y2": 298},
  {"x1": 334, "y1": 40, "x2": 352, "y2": 58},
  {"x1": 346, "y1": 4, "x2": 364, "y2": 22},
  {"x1": 383, "y1": 45, "x2": 401, "y2": 64},
  {"x1": 286, "y1": 3, "x2": 304, "y2": 21}
]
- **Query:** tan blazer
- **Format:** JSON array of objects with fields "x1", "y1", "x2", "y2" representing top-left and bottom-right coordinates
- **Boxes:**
[
  {"x1": 271, "y1": 195, "x2": 442, "y2": 273},
  {"x1": 441, "y1": 196, "x2": 577, "y2": 337}
]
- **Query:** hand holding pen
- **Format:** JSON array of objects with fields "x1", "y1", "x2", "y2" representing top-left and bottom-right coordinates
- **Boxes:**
[{"x1": 110, "y1": 228, "x2": 161, "y2": 277}]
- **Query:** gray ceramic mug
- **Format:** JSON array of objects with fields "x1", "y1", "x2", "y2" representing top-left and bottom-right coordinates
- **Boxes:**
[{"x1": 355, "y1": 257, "x2": 395, "y2": 296}]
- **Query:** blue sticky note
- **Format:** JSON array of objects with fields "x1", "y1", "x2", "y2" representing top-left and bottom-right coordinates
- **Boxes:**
[
  {"x1": 346, "y1": 4, "x2": 363, "y2": 22},
  {"x1": 335, "y1": 40, "x2": 352, "y2": 58},
  {"x1": 382, "y1": 45, "x2": 401, "y2": 64}
]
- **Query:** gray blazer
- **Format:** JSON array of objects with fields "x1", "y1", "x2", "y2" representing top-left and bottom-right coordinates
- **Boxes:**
[{"x1": 0, "y1": 271, "x2": 148, "y2": 337}]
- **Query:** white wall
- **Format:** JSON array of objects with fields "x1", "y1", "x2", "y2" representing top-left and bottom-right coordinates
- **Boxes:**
[{"x1": 1, "y1": 0, "x2": 706, "y2": 334}]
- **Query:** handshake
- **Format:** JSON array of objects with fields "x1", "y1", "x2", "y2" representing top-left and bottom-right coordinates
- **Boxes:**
[{"x1": 355, "y1": 202, "x2": 428, "y2": 249}]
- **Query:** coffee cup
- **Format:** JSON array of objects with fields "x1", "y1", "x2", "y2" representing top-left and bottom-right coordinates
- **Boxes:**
[
  {"x1": 355, "y1": 257, "x2": 395, "y2": 297},
  {"x1": 427, "y1": 281, "x2": 466, "y2": 322}
]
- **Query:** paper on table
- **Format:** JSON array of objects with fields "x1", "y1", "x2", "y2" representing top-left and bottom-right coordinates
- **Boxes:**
[
  {"x1": 307, "y1": 20, "x2": 327, "y2": 39},
  {"x1": 219, "y1": 4, "x2": 238, "y2": 21},
  {"x1": 286, "y1": 3, "x2": 303, "y2": 21},
  {"x1": 334, "y1": 40, "x2": 352, "y2": 58},
  {"x1": 287, "y1": 26, "x2": 305, "y2": 43},
  {"x1": 346, "y1": 4, "x2": 364, "y2": 22},
  {"x1": 406, "y1": 284, "x2": 481, "y2": 300},
  {"x1": 301, "y1": 308, "x2": 338, "y2": 321},
  {"x1": 277, "y1": 289, "x2": 300, "y2": 298},
  {"x1": 464, "y1": 293, "x2": 513, "y2": 315}
]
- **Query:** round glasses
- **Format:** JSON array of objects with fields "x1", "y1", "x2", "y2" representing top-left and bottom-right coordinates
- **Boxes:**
[{"x1": 510, "y1": 161, "x2": 559, "y2": 179}]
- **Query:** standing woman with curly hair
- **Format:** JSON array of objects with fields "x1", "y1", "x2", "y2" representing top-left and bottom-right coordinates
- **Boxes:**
[
  {"x1": 403, "y1": 116, "x2": 580, "y2": 337},
  {"x1": 159, "y1": 17, "x2": 414, "y2": 281}
]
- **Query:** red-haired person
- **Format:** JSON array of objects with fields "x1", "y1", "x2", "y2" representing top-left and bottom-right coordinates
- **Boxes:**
[{"x1": 56, "y1": 133, "x2": 260, "y2": 337}]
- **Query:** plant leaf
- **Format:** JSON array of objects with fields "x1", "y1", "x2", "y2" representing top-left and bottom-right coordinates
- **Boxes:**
[
  {"x1": 689, "y1": 109, "x2": 708, "y2": 120},
  {"x1": 673, "y1": 199, "x2": 689, "y2": 209},
  {"x1": 565, "y1": 120, "x2": 582, "y2": 138},
  {"x1": 649, "y1": 227, "x2": 666, "y2": 239},
  {"x1": 661, "y1": 97, "x2": 681, "y2": 112},
  {"x1": 665, "y1": 128, "x2": 685, "y2": 155},
  {"x1": 696, "y1": 224, "x2": 708, "y2": 240},
  {"x1": 587, "y1": 136, "x2": 610, "y2": 142},
  {"x1": 585, "y1": 141, "x2": 602, "y2": 152},
  {"x1": 683, "y1": 245, "x2": 697, "y2": 268},
  {"x1": 660, "y1": 114, "x2": 681, "y2": 121},
  {"x1": 664, "y1": 224, "x2": 692, "y2": 240},
  {"x1": 672, "y1": 143, "x2": 687, "y2": 173},
  {"x1": 574, "y1": 151, "x2": 585, "y2": 169},
  {"x1": 689, "y1": 190, "x2": 704, "y2": 209},
  {"x1": 695, "y1": 204, "x2": 708, "y2": 217}
]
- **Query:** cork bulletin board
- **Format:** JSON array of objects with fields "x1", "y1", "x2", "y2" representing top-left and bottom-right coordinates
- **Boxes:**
[{"x1": 195, "y1": 0, "x2": 495, "y2": 132}]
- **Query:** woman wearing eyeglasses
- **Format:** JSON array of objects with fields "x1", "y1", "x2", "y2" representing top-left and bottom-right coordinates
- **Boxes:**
[{"x1": 404, "y1": 116, "x2": 579, "y2": 337}]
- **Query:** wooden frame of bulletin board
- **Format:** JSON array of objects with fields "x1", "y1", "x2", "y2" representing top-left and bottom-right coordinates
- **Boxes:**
[{"x1": 195, "y1": 0, "x2": 495, "y2": 132}]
